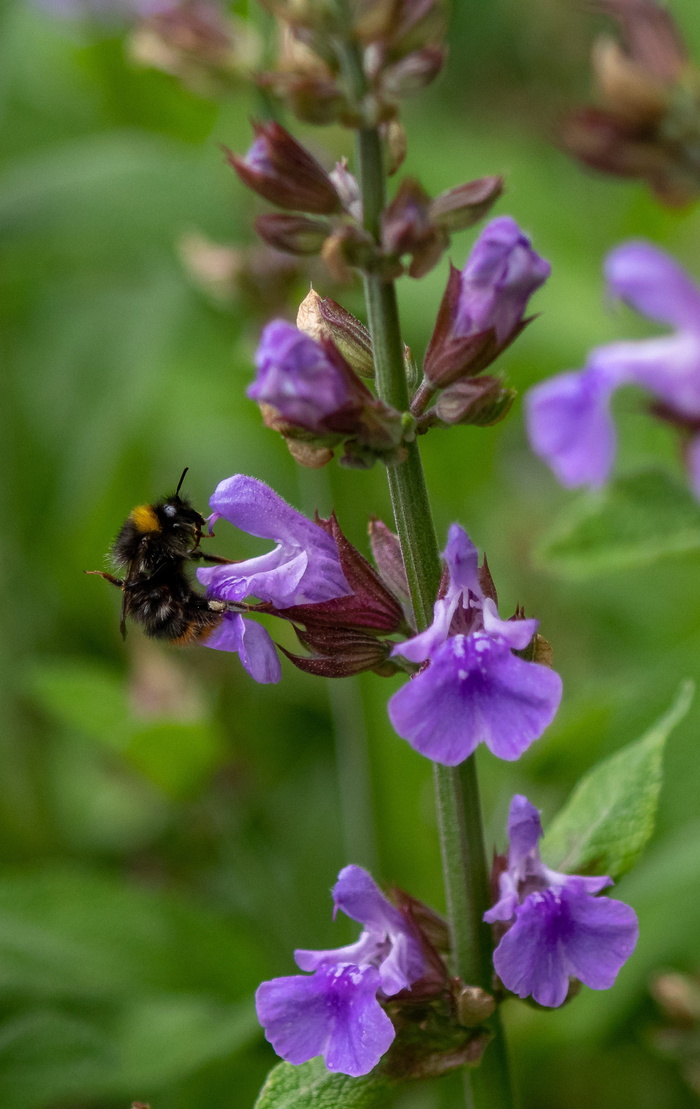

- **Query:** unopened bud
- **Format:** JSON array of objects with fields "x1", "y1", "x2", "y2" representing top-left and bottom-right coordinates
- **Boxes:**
[
  {"x1": 351, "y1": 0, "x2": 401, "y2": 42},
  {"x1": 434, "y1": 377, "x2": 515, "y2": 427},
  {"x1": 429, "y1": 175, "x2": 504, "y2": 232},
  {"x1": 652, "y1": 972, "x2": 700, "y2": 1024},
  {"x1": 282, "y1": 627, "x2": 393, "y2": 677},
  {"x1": 330, "y1": 159, "x2": 363, "y2": 218},
  {"x1": 255, "y1": 212, "x2": 329, "y2": 254},
  {"x1": 226, "y1": 121, "x2": 341, "y2": 214},
  {"x1": 381, "y1": 118, "x2": 408, "y2": 175},
  {"x1": 321, "y1": 224, "x2": 375, "y2": 282},
  {"x1": 389, "y1": 0, "x2": 448, "y2": 60},
  {"x1": 382, "y1": 177, "x2": 447, "y2": 279},
  {"x1": 369, "y1": 518, "x2": 409, "y2": 601},
  {"x1": 456, "y1": 985, "x2": 496, "y2": 1027},
  {"x1": 257, "y1": 0, "x2": 341, "y2": 33},
  {"x1": 381, "y1": 46, "x2": 445, "y2": 100},
  {"x1": 297, "y1": 289, "x2": 374, "y2": 377},
  {"x1": 286, "y1": 439, "x2": 335, "y2": 468},
  {"x1": 593, "y1": 36, "x2": 668, "y2": 124}
]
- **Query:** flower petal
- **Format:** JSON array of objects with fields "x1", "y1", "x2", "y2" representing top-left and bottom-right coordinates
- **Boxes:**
[
  {"x1": 526, "y1": 367, "x2": 618, "y2": 488},
  {"x1": 256, "y1": 964, "x2": 395, "y2": 1077},
  {"x1": 482, "y1": 598, "x2": 538, "y2": 651},
  {"x1": 507, "y1": 794, "x2": 543, "y2": 867},
  {"x1": 294, "y1": 931, "x2": 383, "y2": 974},
  {"x1": 605, "y1": 240, "x2": 700, "y2": 333},
  {"x1": 332, "y1": 866, "x2": 406, "y2": 934},
  {"x1": 559, "y1": 882, "x2": 639, "y2": 991},
  {"x1": 203, "y1": 613, "x2": 281, "y2": 683},
  {"x1": 493, "y1": 889, "x2": 573, "y2": 1007},
  {"x1": 443, "y1": 524, "x2": 481, "y2": 595},
  {"x1": 388, "y1": 634, "x2": 562, "y2": 765},
  {"x1": 589, "y1": 333, "x2": 700, "y2": 419}
]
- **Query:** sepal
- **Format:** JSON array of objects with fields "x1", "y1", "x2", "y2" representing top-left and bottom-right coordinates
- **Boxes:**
[{"x1": 226, "y1": 121, "x2": 341, "y2": 214}]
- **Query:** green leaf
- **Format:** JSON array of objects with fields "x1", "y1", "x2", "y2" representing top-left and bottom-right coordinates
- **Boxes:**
[
  {"x1": 534, "y1": 469, "x2": 700, "y2": 579},
  {"x1": 541, "y1": 680, "x2": 694, "y2": 878},
  {"x1": 254, "y1": 1058, "x2": 395, "y2": 1109}
]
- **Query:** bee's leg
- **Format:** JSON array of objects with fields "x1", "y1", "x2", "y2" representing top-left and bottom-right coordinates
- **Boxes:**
[
  {"x1": 189, "y1": 551, "x2": 236, "y2": 565},
  {"x1": 84, "y1": 570, "x2": 124, "y2": 588}
]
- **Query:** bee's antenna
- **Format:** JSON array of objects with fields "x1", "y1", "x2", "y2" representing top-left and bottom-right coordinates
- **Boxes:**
[{"x1": 175, "y1": 467, "x2": 189, "y2": 497}]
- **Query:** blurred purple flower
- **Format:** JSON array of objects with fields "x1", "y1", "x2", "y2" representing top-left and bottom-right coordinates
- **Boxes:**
[
  {"x1": 197, "y1": 475, "x2": 351, "y2": 607},
  {"x1": 456, "y1": 216, "x2": 551, "y2": 343},
  {"x1": 388, "y1": 526, "x2": 562, "y2": 765},
  {"x1": 35, "y1": 0, "x2": 160, "y2": 21},
  {"x1": 256, "y1": 865, "x2": 425, "y2": 1076},
  {"x1": 526, "y1": 240, "x2": 700, "y2": 497},
  {"x1": 249, "y1": 321, "x2": 354, "y2": 434},
  {"x1": 485, "y1": 795, "x2": 639, "y2": 1008}
]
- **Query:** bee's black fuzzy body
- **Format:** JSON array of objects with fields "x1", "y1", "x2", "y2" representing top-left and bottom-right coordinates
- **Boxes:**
[{"x1": 87, "y1": 477, "x2": 229, "y2": 645}]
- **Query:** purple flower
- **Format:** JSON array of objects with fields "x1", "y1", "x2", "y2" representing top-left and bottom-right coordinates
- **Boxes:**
[
  {"x1": 256, "y1": 865, "x2": 426, "y2": 1076},
  {"x1": 485, "y1": 795, "x2": 639, "y2": 1008},
  {"x1": 388, "y1": 526, "x2": 562, "y2": 765},
  {"x1": 526, "y1": 240, "x2": 700, "y2": 497},
  {"x1": 197, "y1": 475, "x2": 351, "y2": 606},
  {"x1": 456, "y1": 216, "x2": 551, "y2": 343},
  {"x1": 197, "y1": 475, "x2": 351, "y2": 682},
  {"x1": 249, "y1": 321, "x2": 354, "y2": 434}
]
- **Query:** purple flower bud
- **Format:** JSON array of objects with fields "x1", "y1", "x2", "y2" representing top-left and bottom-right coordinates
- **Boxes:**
[
  {"x1": 455, "y1": 216, "x2": 551, "y2": 344},
  {"x1": 485, "y1": 796, "x2": 639, "y2": 1008},
  {"x1": 526, "y1": 240, "x2": 700, "y2": 498},
  {"x1": 388, "y1": 526, "x2": 561, "y2": 765},
  {"x1": 226, "y1": 122, "x2": 341, "y2": 215},
  {"x1": 249, "y1": 320, "x2": 355, "y2": 433},
  {"x1": 255, "y1": 865, "x2": 426, "y2": 1076},
  {"x1": 423, "y1": 217, "x2": 549, "y2": 387}
]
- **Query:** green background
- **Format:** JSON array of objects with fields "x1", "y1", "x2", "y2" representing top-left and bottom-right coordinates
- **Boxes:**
[{"x1": 3, "y1": 0, "x2": 700, "y2": 1105}]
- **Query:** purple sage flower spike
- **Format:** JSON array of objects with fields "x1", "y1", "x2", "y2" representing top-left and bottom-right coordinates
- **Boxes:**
[
  {"x1": 256, "y1": 965, "x2": 395, "y2": 1078},
  {"x1": 388, "y1": 526, "x2": 562, "y2": 765},
  {"x1": 526, "y1": 240, "x2": 700, "y2": 498},
  {"x1": 255, "y1": 865, "x2": 427, "y2": 1076},
  {"x1": 197, "y1": 475, "x2": 351, "y2": 607},
  {"x1": 485, "y1": 795, "x2": 639, "y2": 1008}
]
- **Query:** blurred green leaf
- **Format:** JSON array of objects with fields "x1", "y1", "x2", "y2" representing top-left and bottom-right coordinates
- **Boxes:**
[
  {"x1": 534, "y1": 470, "x2": 700, "y2": 579},
  {"x1": 27, "y1": 659, "x2": 128, "y2": 749},
  {"x1": 541, "y1": 681, "x2": 694, "y2": 878},
  {"x1": 0, "y1": 866, "x2": 267, "y2": 1000},
  {"x1": 0, "y1": 999, "x2": 258, "y2": 1108},
  {"x1": 254, "y1": 1058, "x2": 395, "y2": 1109},
  {"x1": 126, "y1": 720, "x2": 226, "y2": 798}
]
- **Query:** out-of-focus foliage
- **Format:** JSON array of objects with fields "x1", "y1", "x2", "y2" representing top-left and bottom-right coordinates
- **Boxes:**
[{"x1": 3, "y1": 0, "x2": 700, "y2": 1106}]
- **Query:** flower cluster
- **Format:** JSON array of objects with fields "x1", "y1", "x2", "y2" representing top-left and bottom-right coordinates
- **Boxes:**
[
  {"x1": 486, "y1": 796, "x2": 639, "y2": 1008},
  {"x1": 526, "y1": 241, "x2": 700, "y2": 500},
  {"x1": 389, "y1": 525, "x2": 562, "y2": 765},
  {"x1": 255, "y1": 866, "x2": 427, "y2": 1077}
]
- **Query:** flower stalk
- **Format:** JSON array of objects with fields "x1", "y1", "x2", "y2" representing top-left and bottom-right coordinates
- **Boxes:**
[{"x1": 344, "y1": 35, "x2": 515, "y2": 1109}]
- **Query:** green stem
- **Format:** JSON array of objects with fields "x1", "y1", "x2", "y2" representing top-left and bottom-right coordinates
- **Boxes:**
[{"x1": 340, "y1": 37, "x2": 515, "y2": 1109}]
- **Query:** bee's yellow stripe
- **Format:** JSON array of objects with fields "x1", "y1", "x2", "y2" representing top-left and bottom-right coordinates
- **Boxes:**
[{"x1": 130, "y1": 504, "x2": 161, "y2": 533}]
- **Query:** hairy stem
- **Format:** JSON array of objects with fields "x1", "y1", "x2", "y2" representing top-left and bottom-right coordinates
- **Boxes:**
[{"x1": 338, "y1": 37, "x2": 514, "y2": 1109}]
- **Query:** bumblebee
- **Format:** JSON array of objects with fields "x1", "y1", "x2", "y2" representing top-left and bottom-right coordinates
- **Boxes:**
[{"x1": 86, "y1": 469, "x2": 231, "y2": 645}]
